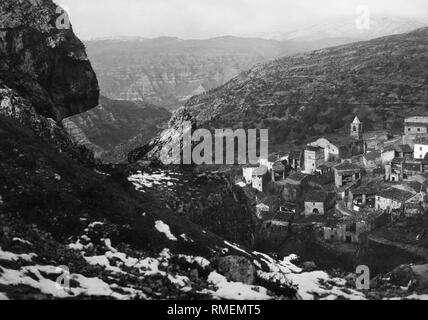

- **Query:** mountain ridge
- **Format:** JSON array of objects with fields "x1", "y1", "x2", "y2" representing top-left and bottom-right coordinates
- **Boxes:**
[{"x1": 135, "y1": 26, "x2": 428, "y2": 163}]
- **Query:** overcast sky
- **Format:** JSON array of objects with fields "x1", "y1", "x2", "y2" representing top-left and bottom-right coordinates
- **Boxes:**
[{"x1": 54, "y1": 0, "x2": 428, "y2": 39}]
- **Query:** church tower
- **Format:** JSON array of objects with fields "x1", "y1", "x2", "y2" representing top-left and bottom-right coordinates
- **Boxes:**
[{"x1": 350, "y1": 116, "x2": 363, "y2": 140}]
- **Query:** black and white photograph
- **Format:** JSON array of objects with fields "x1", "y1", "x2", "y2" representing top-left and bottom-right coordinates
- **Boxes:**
[{"x1": 1, "y1": 0, "x2": 428, "y2": 310}]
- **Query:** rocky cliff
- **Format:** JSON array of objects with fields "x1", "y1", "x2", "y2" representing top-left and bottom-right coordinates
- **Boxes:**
[
  {"x1": 0, "y1": 0, "x2": 100, "y2": 165},
  {"x1": 0, "y1": 0, "x2": 99, "y2": 122}
]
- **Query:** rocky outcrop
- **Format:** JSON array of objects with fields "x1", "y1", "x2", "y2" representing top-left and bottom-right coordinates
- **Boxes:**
[
  {"x1": 0, "y1": 0, "x2": 99, "y2": 122},
  {"x1": 213, "y1": 256, "x2": 256, "y2": 285},
  {"x1": 0, "y1": 0, "x2": 100, "y2": 165},
  {"x1": 127, "y1": 167, "x2": 258, "y2": 248},
  {"x1": 0, "y1": 84, "x2": 96, "y2": 166}
]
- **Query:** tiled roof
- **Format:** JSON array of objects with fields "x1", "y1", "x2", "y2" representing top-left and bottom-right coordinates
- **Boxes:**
[
  {"x1": 391, "y1": 157, "x2": 405, "y2": 164},
  {"x1": 415, "y1": 137, "x2": 428, "y2": 145},
  {"x1": 334, "y1": 162, "x2": 362, "y2": 172},
  {"x1": 364, "y1": 151, "x2": 381, "y2": 161},
  {"x1": 352, "y1": 185, "x2": 376, "y2": 195},
  {"x1": 306, "y1": 146, "x2": 323, "y2": 152},
  {"x1": 395, "y1": 144, "x2": 413, "y2": 153},
  {"x1": 305, "y1": 190, "x2": 328, "y2": 203},
  {"x1": 322, "y1": 134, "x2": 356, "y2": 147},
  {"x1": 272, "y1": 161, "x2": 286, "y2": 171},
  {"x1": 377, "y1": 188, "x2": 415, "y2": 202},
  {"x1": 286, "y1": 171, "x2": 308, "y2": 183},
  {"x1": 404, "y1": 116, "x2": 428, "y2": 124},
  {"x1": 403, "y1": 162, "x2": 421, "y2": 171}
]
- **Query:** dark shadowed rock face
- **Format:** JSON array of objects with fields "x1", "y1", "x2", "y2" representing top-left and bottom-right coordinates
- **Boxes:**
[{"x1": 0, "y1": 0, "x2": 99, "y2": 122}]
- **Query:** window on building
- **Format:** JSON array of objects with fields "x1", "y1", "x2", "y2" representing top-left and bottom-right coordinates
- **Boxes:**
[
  {"x1": 418, "y1": 128, "x2": 421, "y2": 132},
  {"x1": 353, "y1": 126, "x2": 356, "y2": 132},
  {"x1": 408, "y1": 128, "x2": 411, "y2": 131},
  {"x1": 421, "y1": 147, "x2": 423, "y2": 151}
]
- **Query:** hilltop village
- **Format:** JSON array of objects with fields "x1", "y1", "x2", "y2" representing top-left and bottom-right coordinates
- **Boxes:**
[{"x1": 239, "y1": 116, "x2": 428, "y2": 247}]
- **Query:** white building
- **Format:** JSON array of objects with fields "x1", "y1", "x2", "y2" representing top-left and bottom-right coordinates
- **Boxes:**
[
  {"x1": 414, "y1": 137, "x2": 428, "y2": 160},
  {"x1": 404, "y1": 116, "x2": 428, "y2": 136},
  {"x1": 242, "y1": 167, "x2": 256, "y2": 184}
]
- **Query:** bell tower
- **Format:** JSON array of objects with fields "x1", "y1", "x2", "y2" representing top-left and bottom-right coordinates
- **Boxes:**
[{"x1": 350, "y1": 116, "x2": 363, "y2": 140}]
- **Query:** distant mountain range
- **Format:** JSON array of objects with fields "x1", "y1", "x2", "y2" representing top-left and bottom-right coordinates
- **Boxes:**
[
  {"x1": 256, "y1": 16, "x2": 427, "y2": 41},
  {"x1": 83, "y1": 35, "x2": 378, "y2": 112}
]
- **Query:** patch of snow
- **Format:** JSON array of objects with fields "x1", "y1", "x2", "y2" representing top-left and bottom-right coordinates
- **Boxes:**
[
  {"x1": 168, "y1": 274, "x2": 189, "y2": 287},
  {"x1": 128, "y1": 170, "x2": 179, "y2": 191},
  {"x1": 12, "y1": 238, "x2": 33, "y2": 246},
  {"x1": 236, "y1": 181, "x2": 246, "y2": 188},
  {"x1": 206, "y1": 271, "x2": 272, "y2": 300},
  {"x1": 178, "y1": 254, "x2": 211, "y2": 268},
  {"x1": 253, "y1": 251, "x2": 365, "y2": 300},
  {"x1": 180, "y1": 234, "x2": 194, "y2": 242},
  {"x1": 0, "y1": 292, "x2": 8, "y2": 300},
  {"x1": 88, "y1": 221, "x2": 104, "y2": 228},
  {"x1": 0, "y1": 247, "x2": 37, "y2": 262},
  {"x1": 154, "y1": 220, "x2": 178, "y2": 241},
  {"x1": 0, "y1": 264, "x2": 130, "y2": 299},
  {"x1": 224, "y1": 241, "x2": 250, "y2": 255}
]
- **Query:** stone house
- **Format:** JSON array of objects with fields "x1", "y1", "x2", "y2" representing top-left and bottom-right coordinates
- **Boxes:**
[
  {"x1": 304, "y1": 146, "x2": 325, "y2": 174},
  {"x1": 414, "y1": 137, "x2": 428, "y2": 161},
  {"x1": 404, "y1": 116, "x2": 428, "y2": 136},
  {"x1": 381, "y1": 148, "x2": 396, "y2": 165},
  {"x1": 363, "y1": 150, "x2": 382, "y2": 169},
  {"x1": 271, "y1": 161, "x2": 286, "y2": 182},
  {"x1": 304, "y1": 191, "x2": 335, "y2": 216},
  {"x1": 308, "y1": 117, "x2": 365, "y2": 162},
  {"x1": 394, "y1": 144, "x2": 413, "y2": 160},
  {"x1": 375, "y1": 187, "x2": 418, "y2": 213},
  {"x1": 349, "y1": 185, "x2": 377, "y2": 209},
  {"x1": 256, "y1": 203, "x2": 270, "y2": 219},
  {"x1": 251, "y1": 166, "x2": 269, "y2": 192},
  {"x1": 281, "y1": 172, "x2": 309, "y2": 202},
  {"x1": 385, "y1": 158, "x2": 422, "y2": 182},
  {"x1": 242, "y1": 165, "x2": 258, "y2": 184},
  {"x1": 288, "y1": 150, "x2": 304, "y2": 170},
  {"x1": 323, "y1": 221, "x2": 368, "y2": 243},
  {"x1": 334, "y1": 162, "x2": 363, "y2": 188},
  {"x1": 316, "y1": 162, "x2": 336, "y2": 175},
  {"x1": 259, "y1": 154, "x2": 278, "y2": 171}
]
